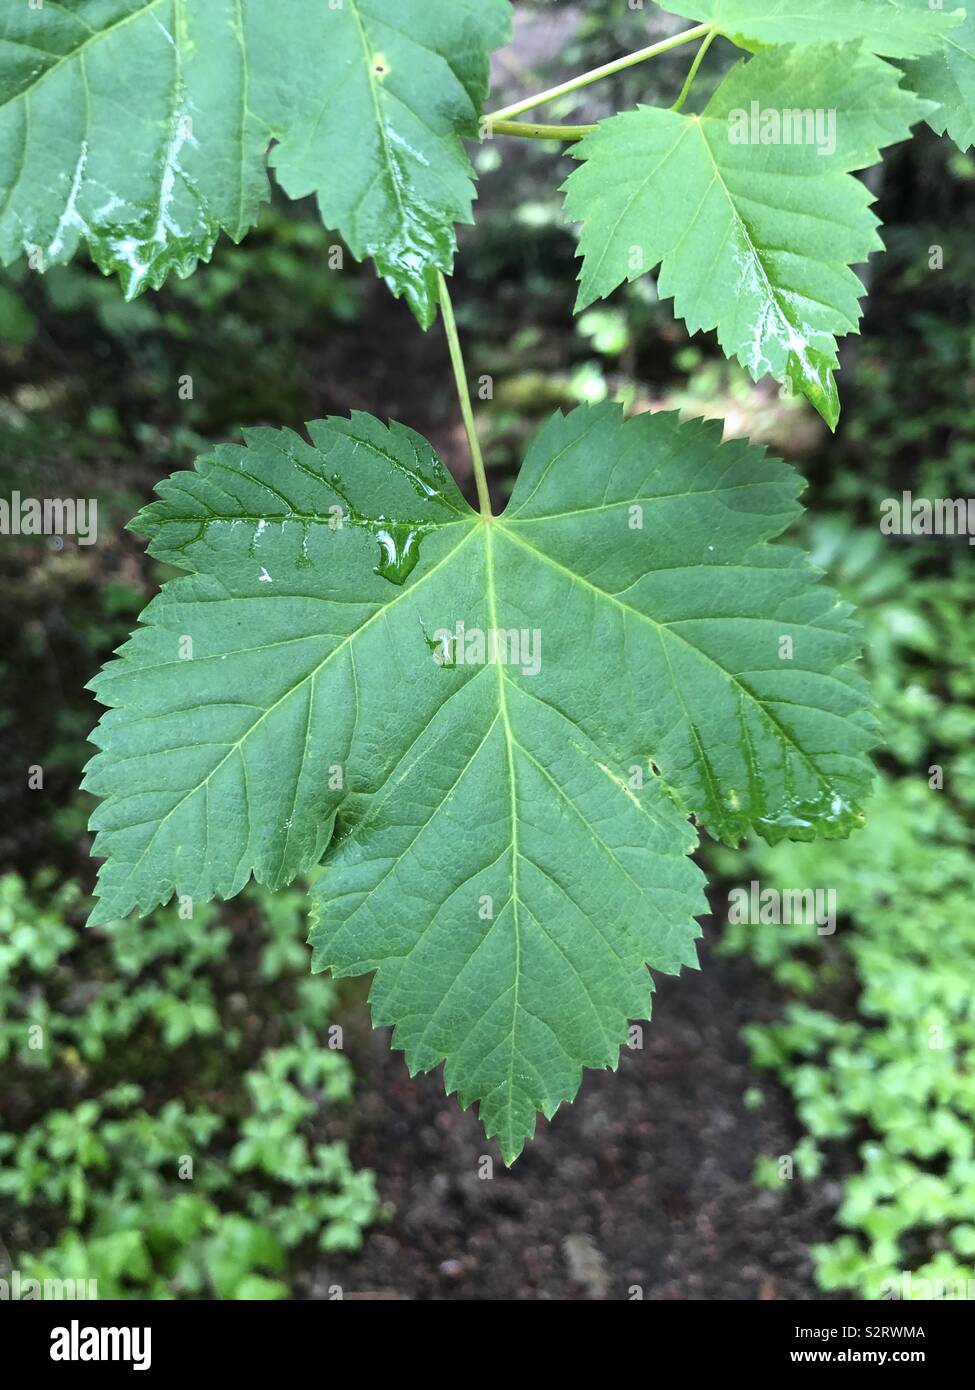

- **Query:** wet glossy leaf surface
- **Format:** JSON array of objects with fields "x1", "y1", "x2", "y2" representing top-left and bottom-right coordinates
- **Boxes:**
[
  {"x1": 0, "y1": 0, "x2": 511, "y2": 324},
  {"x1": 562, "y1": 45, "x2": 929, "y2": 428},
  {"x1": 85, "y1": 404, "x2": 876, "y2": 1159}
]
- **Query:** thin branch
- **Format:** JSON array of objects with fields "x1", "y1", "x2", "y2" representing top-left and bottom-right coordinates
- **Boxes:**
[
  {"x1": 485, "y1": 118, "x2": 596, "y2": 143},
  {"x1": 484, "y1": 24, "x2": 712, "y2": 124},
  {"x1": 671, "y1": 28, "x2": 717, "y2": 113},
  {"x1": 438, "y1": 272, "x2": 492, "y2": 519}
]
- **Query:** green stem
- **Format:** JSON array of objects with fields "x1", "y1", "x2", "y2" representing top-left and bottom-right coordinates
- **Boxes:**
[
  {"x1": 486, "y1": 119, "x2": 596, "y2": 143},
  {"x1": 670, "y1": 28, "x2": 717, "y2": 112},
  {"x1": 438, "y1": 273, "x2": 492, "y2": 519},
  {"x1": 484, "y1": 23, "x2": 712, "y2": 124}
]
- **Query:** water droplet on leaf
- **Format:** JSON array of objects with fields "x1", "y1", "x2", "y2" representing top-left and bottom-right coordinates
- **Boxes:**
[{"x1": 374, "y1": 525, "x2": 423, "y2": 585}]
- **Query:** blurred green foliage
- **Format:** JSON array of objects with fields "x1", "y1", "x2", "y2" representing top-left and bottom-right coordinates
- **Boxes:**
[
  {"x1": 720, "y1": 777, "x2": 975, "y2": 1298},
  {"x1": 0, "y1": 876, "x2": 380, "y2": 1298},
  {"x1": 0, "y1": 203, "x2": 361, "y2": 466}
]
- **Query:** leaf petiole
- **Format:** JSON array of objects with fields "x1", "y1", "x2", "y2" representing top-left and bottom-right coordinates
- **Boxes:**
[
  {"x1": 485, "y1": 119, "x2": 596, "y2": 143},
  {"x1": 483, "y1": 23, "x2": 713, "y2": 124},
  {"x1": 671, "y1": 28, "x2": 718, "y2": 112},
  {"x1": 438, "y1": 272, "x2": 493, "y2": 519}
]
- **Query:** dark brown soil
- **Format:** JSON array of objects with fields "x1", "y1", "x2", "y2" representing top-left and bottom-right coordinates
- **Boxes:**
[{"x1": 312, "y1": 928, "x2": 840, "y2": 1301}]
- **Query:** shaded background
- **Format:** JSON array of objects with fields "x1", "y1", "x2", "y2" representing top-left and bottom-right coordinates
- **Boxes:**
[{"x1": 1, "y1": 2, "x2": 973, "y2": 1300}]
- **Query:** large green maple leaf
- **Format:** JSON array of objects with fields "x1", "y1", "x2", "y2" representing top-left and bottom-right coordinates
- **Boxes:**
[
  {"x1": 657, "y1": 0, "x2": 965, "y2": 58},
  {"x1": 562, "y1": 45, "x2": 930, "y2": 429},
  {"x1": 903, "y1": 8, "x2": 975, "y2": 151},
  {"x1": 84, "y1": 405, "x2": 876, "y2": 1160},
  {"x1": 0, "y1": 0, "x2": 510, "y2": 325}
]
